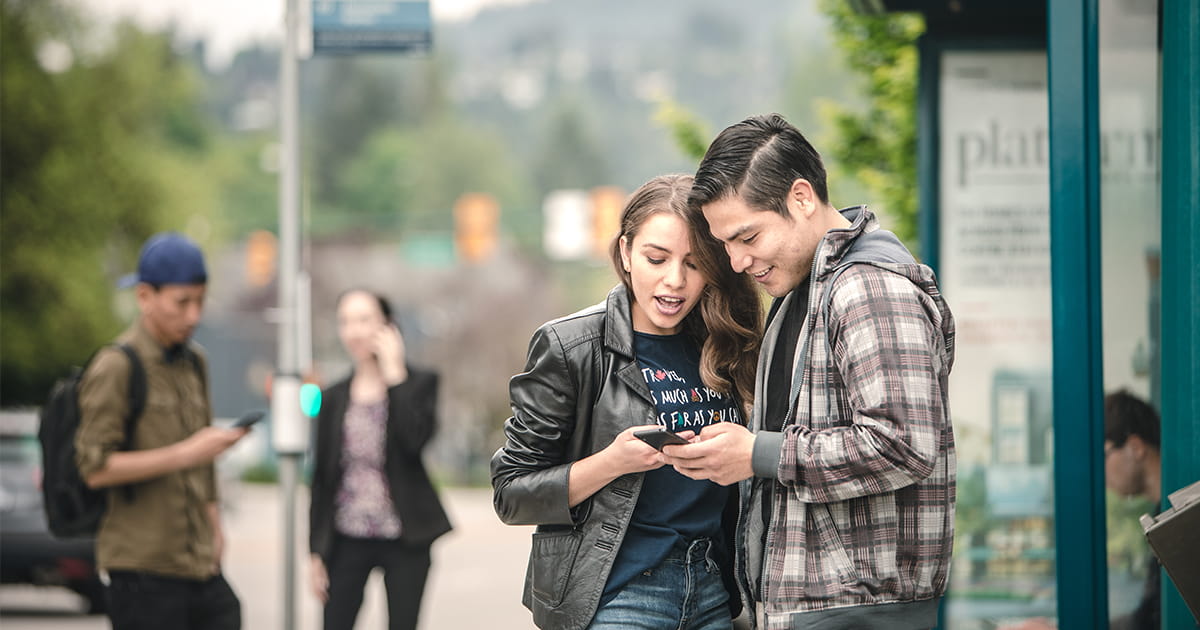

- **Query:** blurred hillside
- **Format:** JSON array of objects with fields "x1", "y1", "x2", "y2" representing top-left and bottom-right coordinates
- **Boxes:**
[
  {"x1": 3, "y1": 0, "x2": 867, "y2": 481},
  {"x1": 204, "y1": 0, "x2": 862, "y2": 240}
]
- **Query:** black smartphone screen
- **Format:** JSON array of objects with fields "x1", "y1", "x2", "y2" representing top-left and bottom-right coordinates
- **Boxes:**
[
  {"x1": 633, "y1": 428, "x2": 689, "y2": 451},
  {"x1": 232, "y1": 410, "x2": 265, "y2": 429}
]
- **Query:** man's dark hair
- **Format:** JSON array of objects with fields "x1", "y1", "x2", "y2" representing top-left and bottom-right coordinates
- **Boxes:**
[
  {"x1": 689, "y1": 113, "x2": 829, "y2": 218},
  {"x1": 1105, "y1": 389, "x2": 1160, "y2": 450}
]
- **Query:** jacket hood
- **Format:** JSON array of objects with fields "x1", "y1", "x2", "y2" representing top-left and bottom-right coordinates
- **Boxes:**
[
  {"x1": 817, "y1": 206, "x2": 914, "y2": 272},
  {"x1": 816, "y1": 206, "x2": 955, "y2": 370}
]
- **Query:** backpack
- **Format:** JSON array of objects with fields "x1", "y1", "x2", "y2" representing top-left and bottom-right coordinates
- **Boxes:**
[{"x1": 38, "y1": 344, "x2": 146, "y2": 539}]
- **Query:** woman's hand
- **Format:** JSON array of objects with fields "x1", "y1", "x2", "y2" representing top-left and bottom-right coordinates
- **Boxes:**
[
  {"x1": 602, "y1": 425, "x2": 674, "y2": 474},
  {"x1": 373, "y1": 324, "x2": 408, "y2": 385},
  {"x1": 567, "y1": 425, "x2": 671, "y2": 507},
  {"x1": 309, "y1": 554, "x2": 329, "y2": 604}
]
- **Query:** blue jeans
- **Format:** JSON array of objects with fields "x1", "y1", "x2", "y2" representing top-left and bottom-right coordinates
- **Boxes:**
[{"x1": 588, "y1": 538, "x2": 732, "y2": 630}]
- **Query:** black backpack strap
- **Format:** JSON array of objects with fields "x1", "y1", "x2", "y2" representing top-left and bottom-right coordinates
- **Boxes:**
[
  {"x1": 114, "y1": 344, "x2": 146, "y2": 502},
  {"x1": 115, "y1": 344, "x2": 146, "y2": 451}
]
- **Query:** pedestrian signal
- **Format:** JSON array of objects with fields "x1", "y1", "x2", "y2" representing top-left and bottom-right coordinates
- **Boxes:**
[{"x1": 299, "y1": 383, "x2": 322, "y2": 418}]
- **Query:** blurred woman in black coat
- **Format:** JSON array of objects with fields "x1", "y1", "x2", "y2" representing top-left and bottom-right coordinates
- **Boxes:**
[{"x1": 308, "y1": 289, "x2": 451, "y2": 630}]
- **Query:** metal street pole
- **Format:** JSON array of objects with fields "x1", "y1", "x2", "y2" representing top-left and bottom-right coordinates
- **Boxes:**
[{"x1": 272, "y1": 0, "x2": 306, "y2": 629}]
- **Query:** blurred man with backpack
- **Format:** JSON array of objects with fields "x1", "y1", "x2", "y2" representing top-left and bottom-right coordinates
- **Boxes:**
[{"x1": 74, "y1": 232, "x2": 248, "y2": 630}]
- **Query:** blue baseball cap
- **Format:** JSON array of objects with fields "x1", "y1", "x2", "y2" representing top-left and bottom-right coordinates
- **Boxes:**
[{"x1": 118, "y1": 232, "x2": 208, "y2": 288}]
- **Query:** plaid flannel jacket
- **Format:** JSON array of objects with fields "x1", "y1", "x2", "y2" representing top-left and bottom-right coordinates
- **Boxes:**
[{"x1": 741, "y1": 207, "x2": 957, "y2": 630}]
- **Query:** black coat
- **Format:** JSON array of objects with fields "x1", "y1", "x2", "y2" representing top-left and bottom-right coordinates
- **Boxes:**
[
  {"x1": 309, "y1": 367, "x2": 452, "y2": 559},
  {"x1": 491, "y1": 286, "x2": 741, "y2": 630}
]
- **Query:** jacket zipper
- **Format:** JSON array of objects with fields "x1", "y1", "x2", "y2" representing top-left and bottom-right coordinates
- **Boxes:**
[{"x1": 754, "y1": 234, "x2": 830, "y2": 610}]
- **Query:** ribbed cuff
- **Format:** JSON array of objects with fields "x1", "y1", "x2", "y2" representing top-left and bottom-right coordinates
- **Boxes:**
[{"x1": 751, "y1": 431, "x2": 784, "y2": 479}]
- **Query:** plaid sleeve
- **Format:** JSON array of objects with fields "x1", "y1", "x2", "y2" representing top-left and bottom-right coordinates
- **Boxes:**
[{"x1": 778, "y1": 266, "x2": 946, "y2": 503}]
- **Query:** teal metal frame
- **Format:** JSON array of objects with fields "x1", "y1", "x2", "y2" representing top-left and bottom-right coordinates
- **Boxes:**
[
  {"x1": 1046, "y1": 0, "x2": 1109, "y2": 629},
  {"x1": 911, "y1": 1, "x2": 1198, "y2": 627},
  {"x1": 916, "y1": 33, "x2": 1056, "y2": 630},
  {"x1": 1159, "y1": 0, "x2": 1200, "y2": 627}
]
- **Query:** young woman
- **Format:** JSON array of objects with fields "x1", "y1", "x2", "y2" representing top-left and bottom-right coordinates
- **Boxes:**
[
  {"x1": 308, "y1": 290, "x2": 452, "y2": 630},
  {"x1": 492, "y1": 174, "x2": 762, "y2": 630}
]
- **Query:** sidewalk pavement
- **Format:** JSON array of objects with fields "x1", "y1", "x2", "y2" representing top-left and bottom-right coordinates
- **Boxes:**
[{"x1": 224, "y1": 483, "x2": 534, "y2": 630}]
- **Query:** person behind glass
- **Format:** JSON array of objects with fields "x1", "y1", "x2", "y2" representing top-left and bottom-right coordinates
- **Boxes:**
[
  {"x1": 492, "y1": 174, "x2": 763, "y2": 630},
  {"x1": 1002, "y1": 390, "x2": 1162, "y2": 630},
  {"x1": 308, "y1": 290, "x2": 452, "y2": 630},
  {"x1": 1105, "y1": 390, "x2": 1162, "y2": 630}
]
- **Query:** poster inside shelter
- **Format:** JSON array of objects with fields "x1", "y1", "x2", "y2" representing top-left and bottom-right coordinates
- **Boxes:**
[{"x1": 939, "y1": 50, "x2": 1052, "y2": 469}]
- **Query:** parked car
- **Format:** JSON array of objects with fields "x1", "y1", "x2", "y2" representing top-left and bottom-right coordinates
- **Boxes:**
[{"x1": 0, "y1": 410, "x2": 106, "y2": 613}]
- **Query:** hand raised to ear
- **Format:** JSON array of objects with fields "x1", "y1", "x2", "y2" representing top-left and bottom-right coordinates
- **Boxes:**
[{"x1": 373, "y1": 324, "x2": 408, "y2": 385}]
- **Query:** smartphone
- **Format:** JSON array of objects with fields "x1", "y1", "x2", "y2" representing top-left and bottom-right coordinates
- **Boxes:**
[
  {"x1": 231, "y1": 410, "x2": 266, "y2": 430},
  {"x1": 633, "y1": 428, "x2": 689, "y2": 451}
]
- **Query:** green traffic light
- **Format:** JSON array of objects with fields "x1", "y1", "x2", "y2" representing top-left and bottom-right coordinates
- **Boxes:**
[{"x1": 300, "y1": 383, "x2": 322, "y2": 417}]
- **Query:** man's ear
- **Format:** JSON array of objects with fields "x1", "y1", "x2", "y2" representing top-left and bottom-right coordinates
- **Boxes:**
[
  {"x1": 134, "y1": 283, "x2": 153, "y2": 309},
  {"x1": 1127, "y1": 434, "x2": 1148, "y2": 459},
  {"x1": 788, "y1": 178, "x2": 817, "y2": 219}
]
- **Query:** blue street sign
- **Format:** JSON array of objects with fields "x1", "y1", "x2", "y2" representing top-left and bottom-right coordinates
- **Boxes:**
[{"x1": 312, "y1": 0, "x2": 432, "y2": 53}]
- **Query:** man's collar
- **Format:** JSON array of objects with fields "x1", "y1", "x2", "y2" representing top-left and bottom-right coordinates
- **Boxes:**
[{"x1": 163, "y1": 343, "x2": 188, "y2": 364}]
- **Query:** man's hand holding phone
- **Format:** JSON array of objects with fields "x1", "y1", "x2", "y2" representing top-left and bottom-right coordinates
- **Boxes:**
[
  {"x1": 231, "y1": 410, "x2": 266, "y2": 430},
  {"x1": 658, "y1": 422, "x2": 756, "y2": 486}
]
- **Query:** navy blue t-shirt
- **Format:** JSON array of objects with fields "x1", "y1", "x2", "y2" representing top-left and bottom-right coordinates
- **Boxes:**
[{"x1": 602, "y1": 331, "x2": 741, "y2": 602}]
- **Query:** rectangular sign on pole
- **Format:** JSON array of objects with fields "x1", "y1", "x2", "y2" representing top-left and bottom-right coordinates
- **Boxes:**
[{"x1": 312, "y1": 0, "x2": 432, "y2": 53}]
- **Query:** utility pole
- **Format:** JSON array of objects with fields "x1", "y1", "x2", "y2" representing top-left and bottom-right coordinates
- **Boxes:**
[{"x1": 273, "y1": 0, "x2": 306, "y2": 628}]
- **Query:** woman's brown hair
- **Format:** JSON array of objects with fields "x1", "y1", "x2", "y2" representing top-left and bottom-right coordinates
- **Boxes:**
[{"x1": 609, "y1": 174, "x2": 762, "y2": 408}]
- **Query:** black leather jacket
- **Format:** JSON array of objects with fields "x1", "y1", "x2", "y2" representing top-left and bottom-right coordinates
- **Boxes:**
[
  {"x1": 492, "y1": 286, "x2": 740, "y2": 630},
  {"x1": 310, "y1": 368, "x2": 452, "y2": 560}
]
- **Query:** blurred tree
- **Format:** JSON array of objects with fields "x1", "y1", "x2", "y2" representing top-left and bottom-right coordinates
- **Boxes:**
[
  {"x1": 303, "y1": 54, "x2": 458, "y2": 210},
  {"x1": 305, "y1": 57, "x2": 400, "y2": 206},
  {"x1": 1, "y1": 0, "x2": 220, "y2": 405},
  {"x1": 211, "y1": 134, "x2": 279, "y2": 235},
  {"x1": 327, "y1": 115, "x2": 534, "y2": 243},
  {"x1": 531, "y1": 100, "x2": 610, "y2": 196},
  {"x1": 654, "y1": 100, "x2": 711, "y2": 163},
  {"x1": 816, "y1": 0, "x2": 923, "y2": 245}
]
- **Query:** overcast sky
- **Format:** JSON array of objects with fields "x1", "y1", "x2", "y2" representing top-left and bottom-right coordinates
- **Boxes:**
[{"x1": 72, "y1": 0, "x2": 538, "y2": 68}]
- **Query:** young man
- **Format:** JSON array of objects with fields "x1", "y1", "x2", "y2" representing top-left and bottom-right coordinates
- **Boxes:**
[
  {"x1": 75, "y1": 232, "x2": 248, "y2": 630},
  {"x1": 661, "y1": 114, "x2": 957, "y2": 629}
]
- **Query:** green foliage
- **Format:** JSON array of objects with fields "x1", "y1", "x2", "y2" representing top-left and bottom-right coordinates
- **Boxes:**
[
  {"x1": 326, "y1": 115, "x2": 533, "y2": 238},
  {"x1": 1, "y1": 1, "x2": 220, "y2": 405},
  {"x1": 816, "y1": 0, "x2": 924, "y2": 245},
  {"x1": 240, "y1": 461, "x2": 280, "y2": 484},
  {"x1": 1106, "y1": 490, "x2": 1155, "y2": 574},
  {"x1": 531, "y1": 101, "x2": 610, "y2": 196},
  {"x1": 654, "y1": 100, "x2": 712, "y2": 163}
]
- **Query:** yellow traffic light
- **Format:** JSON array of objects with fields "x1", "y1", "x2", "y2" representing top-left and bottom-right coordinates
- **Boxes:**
[
  {"x1": 454, "y1": 193, "x2": 499, "y2": 263},
  {"x1": 590, "y1": 187, "x2": 625, "y2": 259},
  {"x1": 245, "y1": 230, "x2": 278, "y2": 288}
]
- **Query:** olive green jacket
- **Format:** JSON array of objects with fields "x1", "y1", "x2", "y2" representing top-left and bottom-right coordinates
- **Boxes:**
[{"x1": 76, "y1": 322, "x2": 219, "y2": 580}]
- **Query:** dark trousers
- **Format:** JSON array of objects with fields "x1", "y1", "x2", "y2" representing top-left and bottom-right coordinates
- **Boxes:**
[
  {"x1": 106, "y1": 571, "x2": 240, "y2": 630},
  {"x1": 325, "y1": 535, "x2": 432, "y2": 630}
]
